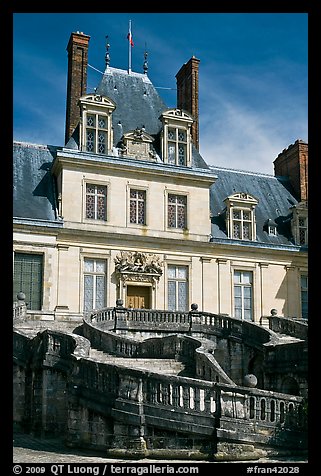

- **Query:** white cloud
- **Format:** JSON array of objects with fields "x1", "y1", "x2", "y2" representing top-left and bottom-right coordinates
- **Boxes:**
[{"x1": 198, "y1": 62, "x2": 307, "y2": 174}]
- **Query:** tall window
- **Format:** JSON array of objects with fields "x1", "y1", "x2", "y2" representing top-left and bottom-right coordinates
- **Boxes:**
[
  {"x1": 234, "y1": 271, "x2": 253, "y2": 321},
  {"x1": 83, "y1": 259, "x2": 106, "y2": 312},
  {"x1": 129, "y1": 189, "x2": 146, "y2": 225},
  {"x1": 13, "y1": 253, "x2": 43, "y2": 310},
  {"x1": 232, "y1": 209, "x2": 252, "y2": 240},
  {"x1": 168, "y1": 194, "x2": 187, "y2": 229},
  {"x1": 86, "y1": 184, "x2": 107, "y2": 221},
  {"x1": 301, "y1": 275, "x2": 308, "y2": 319},
  {"x1": 298, "y1": 217, "x2": 308, "y2": 245},
  {"x1": 168, "y1": 265, "x2": 188, "y2": 311},
  {"x1": 168, "y1": 128, "x2": 187, "y2": 166},
  {"x1": 85, "y1": 114, "x2": 108, "y2": 154}
]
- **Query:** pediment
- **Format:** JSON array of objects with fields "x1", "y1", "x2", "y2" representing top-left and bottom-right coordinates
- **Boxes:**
[
  {"x1": 225, "y1": 192, "x2": 259, "y2": 205},
  {"x1": 123, "y1": 129, "x2": 154, "y2": 143},
  {"x1": 78, "y1": 94, "x2": 116, "y2": 109},
  {"x1": 161, "y1": 108, "x2": 194, "y2": 123}
]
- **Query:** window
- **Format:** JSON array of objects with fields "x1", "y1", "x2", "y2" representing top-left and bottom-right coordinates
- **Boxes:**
[
  {"x1": 13, "y1": 253, "x2": 43, "y2": 310},
  {"x1": 298, "y1": 217, "x2": 308, "y2": 245},
  {"x1": 232, "y1": 209, "x2": 252, "y2": 240},
  {"x1": 83, "y1": 259, "x2": 106, "y2": 312},
  {"x1": 168, "y1": 194, "x2": 187, "y2": 229},
  {"x1": 168, "y1": 265, "x2": 188, "y2": 311},
  {"x1": 79, "y1": 94, "x2": 116, "y2": 155},
  {"x1": 129, "y1": 189, "x2": 146, "y2": 225},
  {"x1": 86, "y1": 184, "x2": 107, "y2": 221},
  {"x1": 301, "y1": 275, "x2": 308, "y2": 319},
  {"x1": 161, "y1": 109, "x2": 193, "y2": 166},
  {"x1": 86, "y1": 114, "x2": 108, "y2": 154},
  {"x1": 167, "y1": 128, "x2": 187, "y2": 166},
  {"x1": 290, "y1": 201, "x2": 308, "y2": 246},
  {"x1": 234, "y1": 271, "x2": 253, "y2": 321},
  {"x1": 224, "y1": 193, "x2": 258, "y2": 241}
]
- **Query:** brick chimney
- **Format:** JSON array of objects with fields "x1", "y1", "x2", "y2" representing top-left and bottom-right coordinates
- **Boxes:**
[
  {"x1": 273, "y1": 140, "x2": 308, "y2": 202},
  {"x1": 65, "y1": 31, "x2": 90, "y2": 144},
  {"x1": 176, "y1": 56, "x2": 200, "y2": 150}
]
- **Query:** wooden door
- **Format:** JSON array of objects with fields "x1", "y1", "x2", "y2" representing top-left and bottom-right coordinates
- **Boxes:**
[{"x1": 126, "y1": 286, "x2": 150, "y2": 309}]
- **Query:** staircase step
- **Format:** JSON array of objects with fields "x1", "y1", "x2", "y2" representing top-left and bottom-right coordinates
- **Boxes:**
[{"x1": 88, "y1": 348, "x2": 185, "y2": 375}]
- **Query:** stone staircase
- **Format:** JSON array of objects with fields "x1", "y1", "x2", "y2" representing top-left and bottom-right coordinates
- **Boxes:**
[{"x1": 88, "y1": 348, "x2": 186, "y2": 375}]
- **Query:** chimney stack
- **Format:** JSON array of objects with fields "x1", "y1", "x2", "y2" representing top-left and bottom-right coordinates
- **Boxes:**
[
  {"x1": 65, "y1": 31, "x2": 90, "y2": 145},
  {"x1": 273, "y1": 140, "x2": 308, "y2": 202},
  {"x1": 176, "y1": 56, "x2": 200, "y2": 150}
]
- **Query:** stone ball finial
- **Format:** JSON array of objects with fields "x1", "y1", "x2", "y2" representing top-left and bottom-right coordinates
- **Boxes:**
[
  {"x1": 17, "y1": 292, "x2": 26, "y2": 301},
  {"x1": 244, "y1": 374, "x2": 258, "y2": 388},
  {"x1": 191, "y1": 303, "x2": 198, "y2": 311},
  {"x1": 270, "y1": 309, "x2": 278, "y2": 316},
  {"x1": 116, "y1": 299, "x2": 124, "y2": 307}
]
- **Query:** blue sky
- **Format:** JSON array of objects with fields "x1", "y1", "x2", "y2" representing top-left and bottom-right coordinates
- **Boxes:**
[{"x1": 13, "y1": 12, "x2": 308, "y2": 174}]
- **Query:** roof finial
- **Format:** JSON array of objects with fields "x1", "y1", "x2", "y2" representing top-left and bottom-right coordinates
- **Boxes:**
[
  {"x1": 105, "y1": 35, "x2": 110, "y2": 67},
  {"x1": 143, "y1": 45, "x2": 148, "y2": 75}
]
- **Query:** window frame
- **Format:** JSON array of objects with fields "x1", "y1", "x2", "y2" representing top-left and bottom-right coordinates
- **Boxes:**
[
  {"x1": 83, "y1": 180, "x2": 109, "y2": 223},
  {"x1": 300, "y1": 274, "x2": 308, "y2": 319},
  {"x1": 13, "y1": 251, "x2": 44, "y2": 311},
  {"x1": 166, "y1": 191, "x2": 188, "y2": 231},
  {"x1": 127, "y1": 185, "x2": 148, "y2": 227},
  {"x1": 161, "y1": 109, "x2": 193, "y2": 167},
  {"x1": 82, "y1": 257, "x2": 107, "y2": 312},
  {"x1": 79, "y1": 94, "x2": 116, "y2": 155},
  {"x1": 224, "y1": 193, "x2": 258, "y2": 241},
  {"x1": 166, "y1": 263, "x2": 189, "y2": 312},
  {"x1": 233, "y1": 269, "x2": 254, "y2": 321}
]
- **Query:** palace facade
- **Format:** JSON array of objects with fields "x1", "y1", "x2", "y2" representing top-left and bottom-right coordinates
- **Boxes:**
[{"x1": 13, "y1": 31, "x2": 308, "y2": 323}]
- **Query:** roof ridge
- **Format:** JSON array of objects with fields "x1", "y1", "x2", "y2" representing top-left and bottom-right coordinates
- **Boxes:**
[{"x1": 209, "y1": 165, "x2": 276, "y2": 178}]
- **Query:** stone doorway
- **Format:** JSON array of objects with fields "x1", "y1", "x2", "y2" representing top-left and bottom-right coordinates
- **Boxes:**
[{"x1": 126, "y1": 285, "x2": 151, "y2": 309}]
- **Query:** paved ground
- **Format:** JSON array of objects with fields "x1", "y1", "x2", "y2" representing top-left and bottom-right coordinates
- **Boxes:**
[{"x1": 13, "y1": 431, "x2": 308, "y2": 464}]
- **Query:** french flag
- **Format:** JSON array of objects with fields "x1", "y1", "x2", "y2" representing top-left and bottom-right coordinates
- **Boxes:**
[{"x1": 127, "y1": 31, "x2": 134, "y2": 47}]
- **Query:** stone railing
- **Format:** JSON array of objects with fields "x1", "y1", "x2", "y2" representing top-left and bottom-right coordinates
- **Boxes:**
[
  {"x1": 13, "y1": 300, "x2": 27, "y2": 321},
  {"x1": 74, "y1": 354, "x2": 305, "y2": 431},
  {"x1": 268, "y1": 315, "x2": 308, "y2": 340},
  {"x1": 13, "y1": 326, "x2": 307, "y2": 453},
  {"x1": 87, "y1": 305, "x2": 281, "y2": 350}
]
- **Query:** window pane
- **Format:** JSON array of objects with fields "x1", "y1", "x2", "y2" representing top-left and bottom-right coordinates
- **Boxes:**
[
  {"x1": 95, "y1": 276, "x2": 106, "y2": 309},
  {"x1": 168, "y1": 144, "x2": 175, "y2": 164},
  {"x1": 178, "y1": 282, "x2": 187, "y2": 311},
  {"x1": 168, "y1": 281, "x2": 176, "y2": 310},
  {"x1": 234, "y1": 271, "x2": 241, "y2": 283},
  {"x1": 95, "y1": 260, "x2": 106, "y2": 273},
  {"x1": 168, "y1": 266, "x2": 176, "y2": 279},
  {"x1": 242, "y1": 272, "x2": 252, "y2": 284},
  {"x1": 178, "y1": 267, "x2": 187, "y2": 279},
  {"x1": 84, "y1": 275, "x2": 94, "y2": 311},
  {"x1": 87, "y1": 115, "x2": 95, "y2": 127},
  {"x1": 98, "y1": 116, "x2": 106, "y2": 128}
]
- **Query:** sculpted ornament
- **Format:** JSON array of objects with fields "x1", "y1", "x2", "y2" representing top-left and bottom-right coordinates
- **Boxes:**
[{"x1": 114, "y1": 251, "x2": 163, "y2": 275}]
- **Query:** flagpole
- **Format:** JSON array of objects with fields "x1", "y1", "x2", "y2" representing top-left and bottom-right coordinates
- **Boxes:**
[{"x1": 128, "y1": 20, "x2": 132, "y2": 73}]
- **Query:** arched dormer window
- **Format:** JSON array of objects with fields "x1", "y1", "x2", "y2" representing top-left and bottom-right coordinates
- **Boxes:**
[
  {"x1": 79, "y1": 94, "x2": 116, "y2": 155},
  {"x1": 160, "y1": 109, "x2": 193, "y2": 167},
  {"x1": 224, "y1": 192, "x2": 258, "y2": 241},
  {"x1": 290, "y1": 201, "x2": 308, "y2": 245}
]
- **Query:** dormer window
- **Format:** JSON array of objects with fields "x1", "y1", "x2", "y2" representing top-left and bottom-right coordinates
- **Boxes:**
[
  {"x1": 264, "y1": 219, "x2": 278, "y2": 237},
  {"x1": 224, "y1": 192, "x2": 258, "y2": 241},
  {"x1": 291, "y1": 201, "x2": 308, "y2": 245},
  {"x1": 161, "y1": 109, "x2": 193, "y2": 166},
  {"x1": 79, "y1": 94, "x2": 116, "y2": 155}
]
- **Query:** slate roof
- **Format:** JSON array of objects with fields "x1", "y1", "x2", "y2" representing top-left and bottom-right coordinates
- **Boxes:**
[
  {"x1": 13, "y1": 142, "x2": 60, "y2": 222},
  {"x1": 209, "y1": 165, "x2": 299, "y2": 246},
  {"x1": 66, "y1": 66, "x2": 209, "y2": 169}
]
